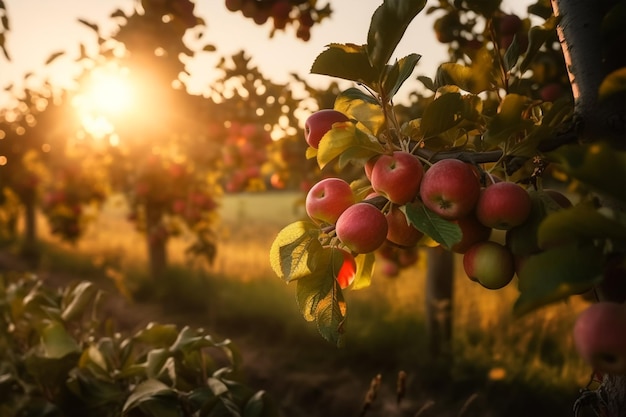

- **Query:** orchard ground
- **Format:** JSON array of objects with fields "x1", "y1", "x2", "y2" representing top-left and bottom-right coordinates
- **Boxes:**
[{"x1": 0, "y1": 191, "x2": 593, "y2": 416}]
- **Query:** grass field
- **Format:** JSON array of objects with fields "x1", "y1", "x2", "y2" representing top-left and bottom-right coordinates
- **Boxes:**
[{"x1": 22, "y1": 190, "x2": 592, "y2": 416}]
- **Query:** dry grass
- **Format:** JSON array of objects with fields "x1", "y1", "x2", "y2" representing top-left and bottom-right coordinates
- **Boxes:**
[{"x1": 34, "y1": 190, "x2": 591, "y2": 391}]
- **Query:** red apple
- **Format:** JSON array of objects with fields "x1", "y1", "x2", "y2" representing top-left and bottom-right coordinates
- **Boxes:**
[
  {"x1": 419, "y1": 159, "x2": 481, "y2": 220},
  {"x1": 364, "y1": 156, "x2": 380, "y2": 180},
  {"x1": 305, "y1": 178, "x2": 355, "y2": 225},
  {"x1": 574, "y1": 302, "x2": 626, "y2": 375},
  {"x1": 448, "y1": 213, "x2": 492, "y2": 253},
  {"x1": 385, "y1": 205, "x2": 423, "y2": 247},
  {"x1": 336, "y1": 202, "x2": 388, "y2": 254},
  {"x1": 304, "y1": 109, "x2": 350, "y2": 149},
  {"x1": 333, "y1": 248, "x2": 356, "y2": 289},
  {"x1": 371, "y1": 151, "x2": 423, "y2": 205},
  {"x1": 463, "y1": 241, "x2": 515, "y2": 289},
  {"x1": 475, "y1": 182, "x2": 532, "y2": 230}
]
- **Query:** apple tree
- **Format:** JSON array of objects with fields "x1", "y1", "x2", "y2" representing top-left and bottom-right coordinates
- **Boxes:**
[
  {"x1": 269, "y1": 0, "x2": 626, "y2": 413},
  {"x1": 0, "y1": 80, "x2": 108, "y2": 261}
]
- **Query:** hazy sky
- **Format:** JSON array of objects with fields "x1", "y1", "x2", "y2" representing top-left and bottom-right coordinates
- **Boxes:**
[{"x1": 1, "y1": 0, "x2": 528, "y2": 105}]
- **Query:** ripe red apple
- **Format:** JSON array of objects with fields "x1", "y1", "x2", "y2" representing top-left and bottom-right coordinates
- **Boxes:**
[
  {"x1": 574, "y1": 302, "x2": 626, "y2": 375},
  {"x1": 419, "y1": 159, "x2": 481, "y2": 220},
  {"x1": 336, "y1": 202, "x2": 388, "y2": 254},
  {"x1": 304, "y1": 109, "x2": 350, "y2": 149},
  {"x1": 305, "y1": 178, "x2": 355, "y2": 225},
  {"x1": 385, "y1": 205, "x2": 423, "y2": 247},
  {"x1": 463, "y1": 241, "x2": 515, "y2": 289},
  {"x1": 334, "y1": 248, "x2": 356, "y2": 289},
  {"x1": 371, "y1": 151, "x2": 424, "y2": 205},
  {"x1": 475, "y1": 182, "x2": 532, "y2": 230},
  {"x1": 380, "y1": 259, "x2": 400, "y2": 277},
  {"x1": 364, "y1": 156, "x2": 380, "y2": 180},
  {"x1": 449, "y1": 213, "x2": 492, "y2": 253}
]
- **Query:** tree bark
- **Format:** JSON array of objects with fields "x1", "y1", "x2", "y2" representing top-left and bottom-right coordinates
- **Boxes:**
[
  {"x1": 19, "y1": 191, "x2": 40, "y2": 266},
  {"x1": 145, "y1": 204, "x2": 168, "y2": 281},
  {"x1": 424, "y1": 246, "x2": 454, "y2": 366},
  {"x1": 551, "y1": 1, "x2": 626, "y2": 415},
  {"x1": 551, "y1": 0, "x2": 625, "y2": 143}
]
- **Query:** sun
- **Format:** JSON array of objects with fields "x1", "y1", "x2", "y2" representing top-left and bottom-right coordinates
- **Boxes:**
[{"x1": 73, "y1": 64, "x2": 135, "y2": 140}]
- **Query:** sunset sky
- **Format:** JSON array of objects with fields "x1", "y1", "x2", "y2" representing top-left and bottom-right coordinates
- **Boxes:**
[{"x1": 1, "y1": 0, "x2": 528, "y2": 106}]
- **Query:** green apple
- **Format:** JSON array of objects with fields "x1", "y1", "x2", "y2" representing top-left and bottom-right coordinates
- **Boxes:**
[{"x1": 463, "y1": 241, "x2": 515, "y2": 289}]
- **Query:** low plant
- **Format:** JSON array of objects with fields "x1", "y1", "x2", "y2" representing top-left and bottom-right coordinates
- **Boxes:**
[{"x1": 0, "y1": 273, "x2": 277, "y2": 417}]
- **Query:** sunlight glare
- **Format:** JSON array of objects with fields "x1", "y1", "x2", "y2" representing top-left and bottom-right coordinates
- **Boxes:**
[{"x1": 73, "y1": 64, "x2": 134, "y2": 139}]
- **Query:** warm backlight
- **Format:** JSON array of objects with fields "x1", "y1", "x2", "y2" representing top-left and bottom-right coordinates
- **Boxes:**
[{"x1": 73, "y1": 65, "x2": 134, "y2": 139}]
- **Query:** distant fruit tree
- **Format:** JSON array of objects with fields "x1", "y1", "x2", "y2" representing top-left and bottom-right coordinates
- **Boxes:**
[{"x1": 268, "y1": 0, "x2": 626, "y2": 414}]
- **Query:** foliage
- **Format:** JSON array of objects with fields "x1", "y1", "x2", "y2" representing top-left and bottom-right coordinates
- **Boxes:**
[
  {"x1": 223, "y1": 0, "x2": 332, "y2": 41},
  {"x1": 0, "y1": 273, "x2": 277, "y2": 417},
  {"x1": 270, "y1": 0, "x2": 626, "y2": 346}
]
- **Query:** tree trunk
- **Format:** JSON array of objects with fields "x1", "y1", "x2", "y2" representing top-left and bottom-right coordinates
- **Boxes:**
[
  {"x1": 551, "y1": 1, "x2": 626, "y2": 414},
  {"x1": 19, "y1": 191, "x2": 40, "y2": 266},
  {"x1": 424, "y1": 246, "x2": 454, "y2": 367},
  {"x1": 551, "y1": 0, "x2": 625, "y2": 143},
  {"x1": 145, "y1": 204, "x2": 168, "y2": 281}
]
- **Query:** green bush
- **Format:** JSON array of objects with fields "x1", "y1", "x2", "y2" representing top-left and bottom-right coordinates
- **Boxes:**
[{"x1": 0, "y1": 273, "x2": 277, "y2": 417}]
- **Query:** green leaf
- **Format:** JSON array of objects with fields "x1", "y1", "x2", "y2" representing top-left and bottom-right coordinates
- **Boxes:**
[
  {"x1": 483, "y1": 93, "x2": 533, "y2": 147},
  {"x1": 538, "y1": 204, "x2": 626, "y2": 249},
  {"x1": 383, "y1": 53, "x2": 422, "y2": 98},
  {"x1": 547, "y1": 142, "x2": 626, "y2": 203},
  {"x1": 295, "y1": 248, "x2": 347, "y2": 346},
  {"x1": 243, "y1": 390, "x2": 266, "y2": 417},
  {"x1": 520, "y1": 15, "x2": 560, "y2": 74},
  {"x1": 145, "y1": 348, "x2": 170, "y2": 379},
  {"x1": 351, "y1": 252, "x2": 376, "y2": 290},
  {"x1": 418, "y1": 75, "x2": 436, "y2": 92},
  {"x1": 402, "y1": 202, "x2": 462, "y2": 248},
  {"x1": 61, "y1": 281, "x2": 98, "y2": 321},
  {"x1": 505, "y1": 189, "x2": 561, "y2": 257},
  {"x1": 122, "y1": 379, "x2": 175, "y2": 413},
  {"x1": 334, "y1": 88, "x2": 385, "y2": 135},
  {"x1": 133, "y1": 323, "x2": 179, "y2": 347},
  {"x1": 269, "y1": 221, "x2": 323, "y2": 282},
  {"x1": 41, "y1": 322, "x2": 80, "y2": 358},
  {"x1": 514, "y1": 242, "x2": 604, "y2": 316},
  {"x1": 420, "y1": 92, "x2": 465, "y2": 139},
  {"x1": 317, "y1": 122, "x2": 385, "y2": 169},
  {"x1": 435, "y1": 57, "x2": 493, "y2": 94},
  {"x1": 77, "y1": 18, "x2": 99, "y2": 33},
  {"x1": 44, "y1": 51, "x2": 65, "y2": 65},
  {"x1": 599, "y1": 67, "x2": 626, "y2": 101},
  {"x1": 366, "y1": 0, "x2": 427, "y2": 71},
  {"x1": 310, "y1": 43, "x2": 378, "y2": 91},
  {"x1": 503, "y1": 34, "x2": 520, "y2": 72}
]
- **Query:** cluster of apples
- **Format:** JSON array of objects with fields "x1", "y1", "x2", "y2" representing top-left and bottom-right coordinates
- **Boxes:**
[
  {"x1": 221, "y1": 122, "x2": 272, "y2": 192},
  {"x1": 303, "y1": 109, "x2": 566, "y2": 291},
  {"x1": 129, "y1": 155, "x2": 218, "y2": 233},
  {"x1": 224, "y1": 0, "x2": 321, "y2": 41}
]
